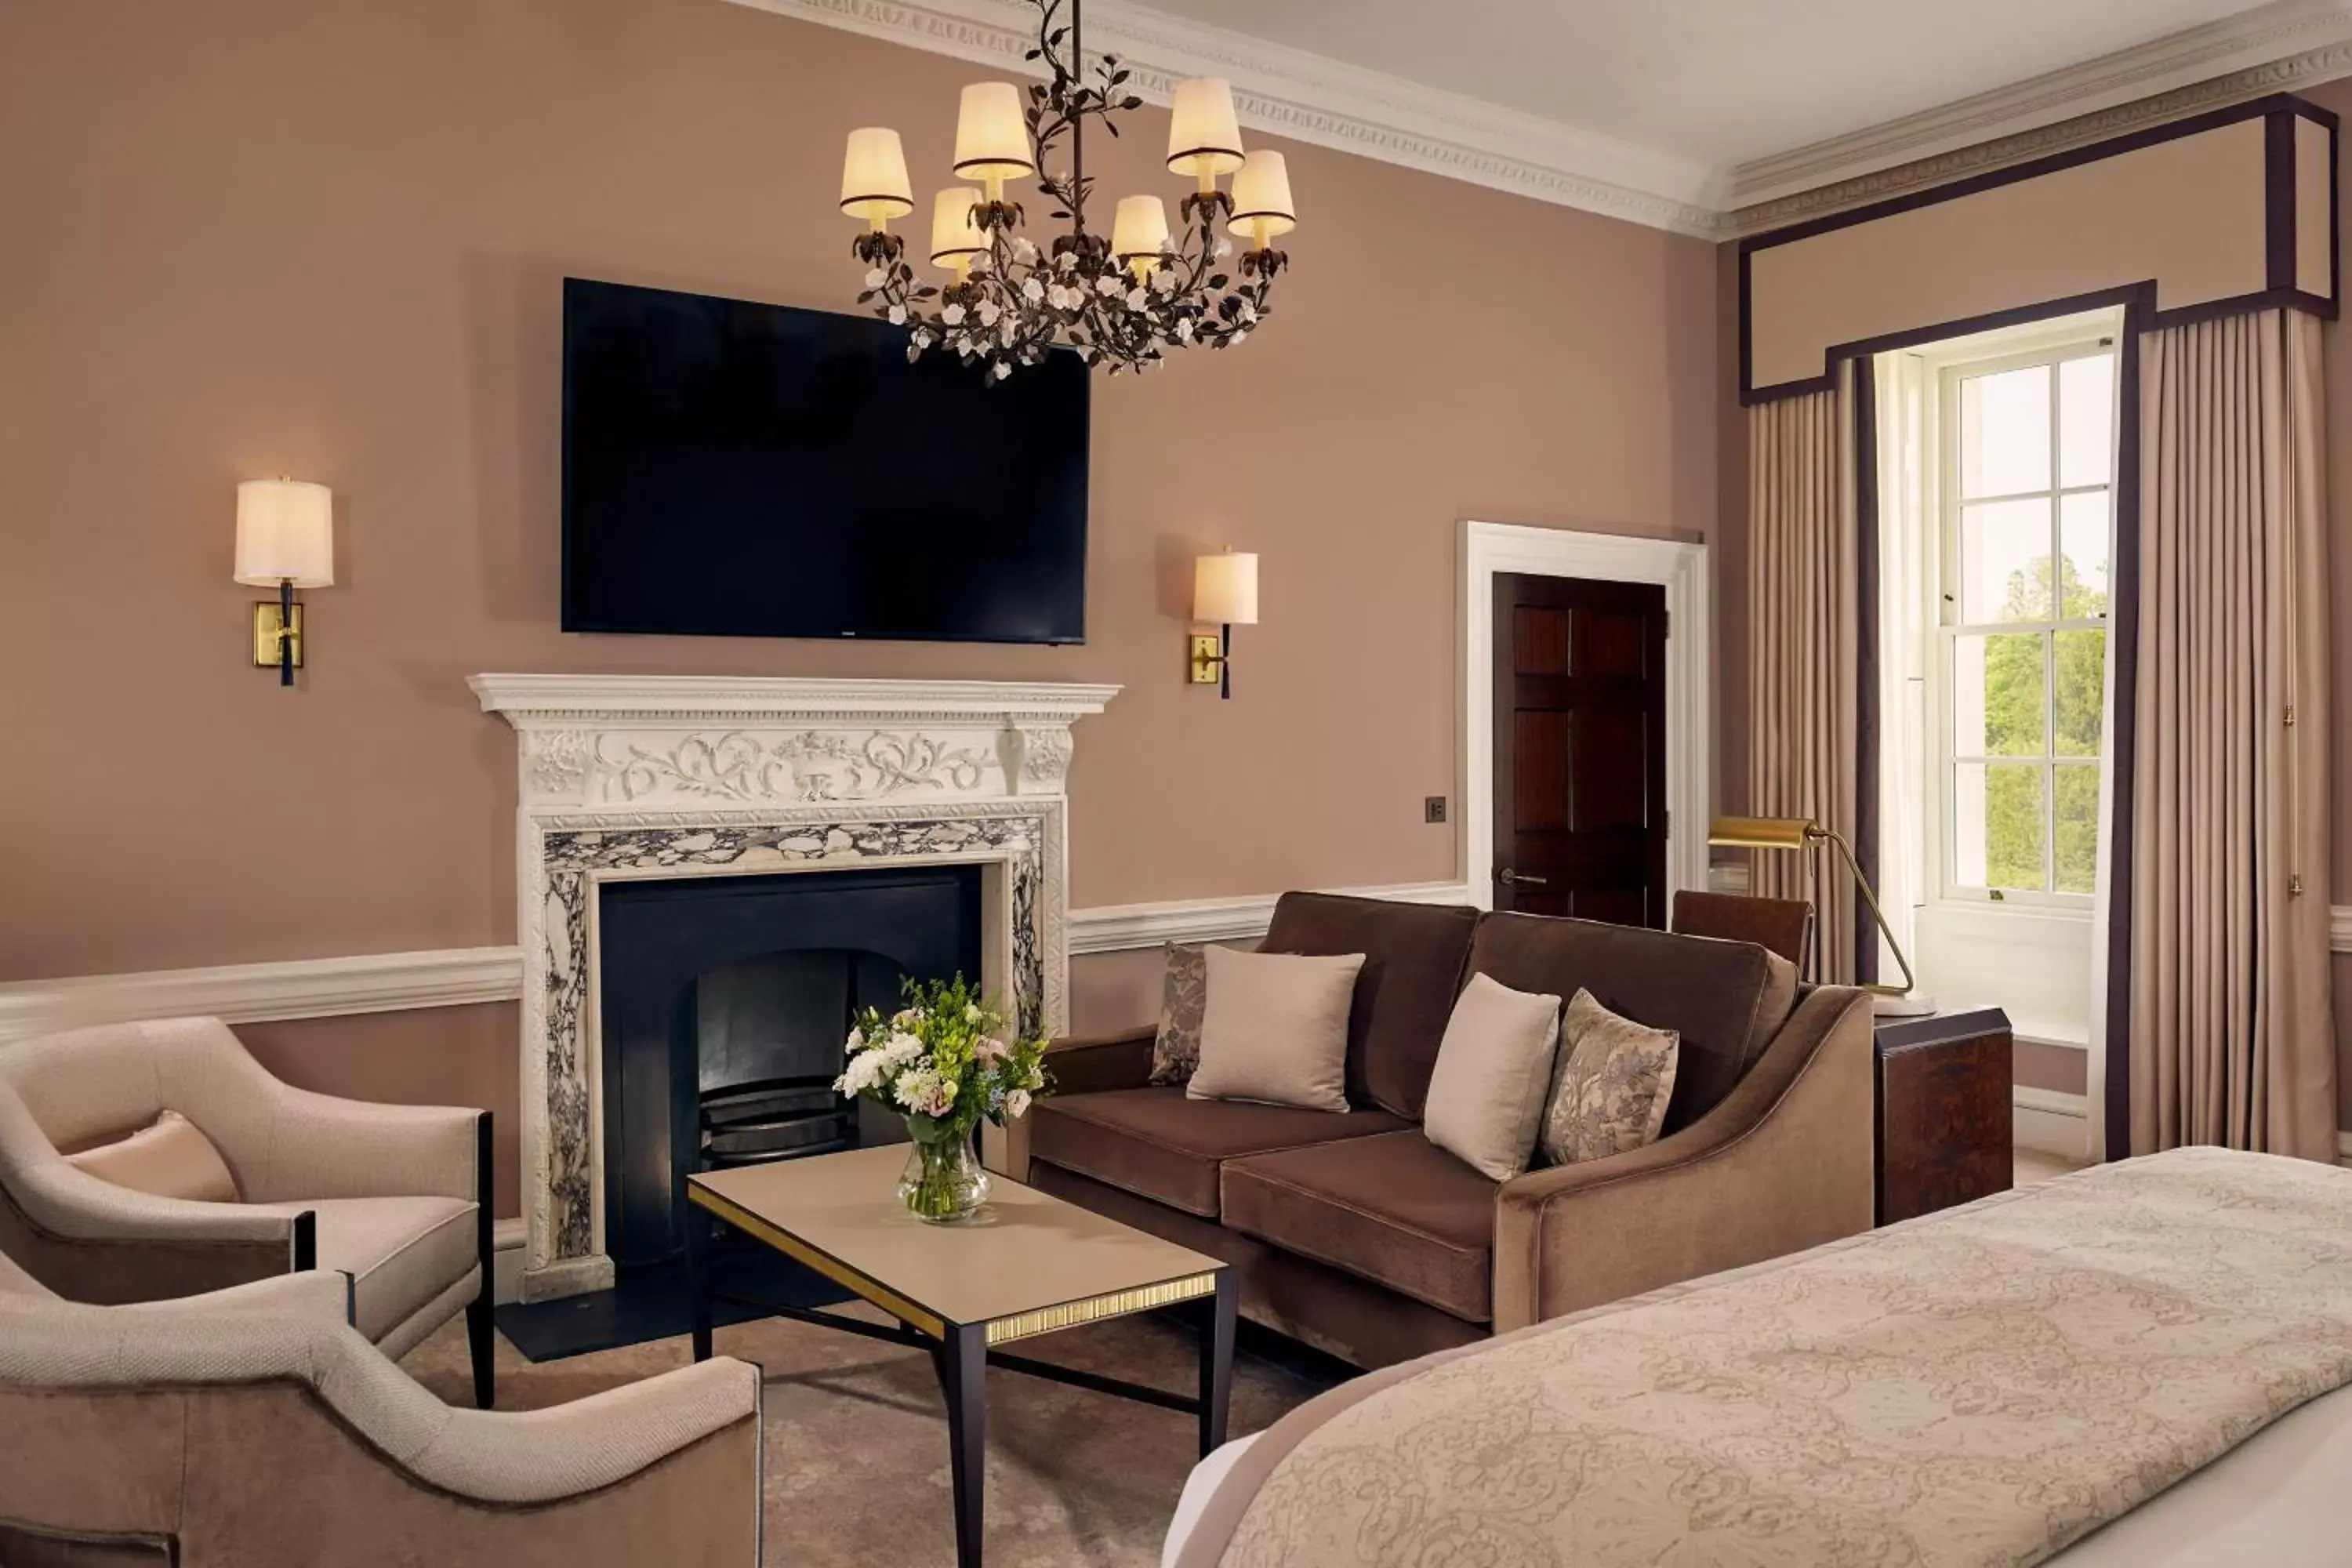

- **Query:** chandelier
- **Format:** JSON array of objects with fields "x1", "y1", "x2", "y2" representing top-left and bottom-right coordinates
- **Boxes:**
[{"x1": 834, "y1": 0, "x2": 1298, "y2": 379}]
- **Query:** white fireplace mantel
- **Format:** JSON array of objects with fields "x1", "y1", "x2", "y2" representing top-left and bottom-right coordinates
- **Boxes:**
[{"x1": 470, "y1": 673, "x2": 1119, "y2": 1300}]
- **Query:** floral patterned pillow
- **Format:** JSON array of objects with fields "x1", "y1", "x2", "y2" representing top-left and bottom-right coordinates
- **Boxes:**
[
  {"x1": 1537, "y1": 988, "x2": 1680, "y2": 1167},
  {"x1": 1149, "y1": 942, "x2": 1209, "y2": 1086}
]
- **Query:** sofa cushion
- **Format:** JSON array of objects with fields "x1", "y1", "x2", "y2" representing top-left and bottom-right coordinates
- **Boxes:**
[
  {"x1": 1027, "y1": 1088, "x2": 1407, "y2": 1218},
  {"x1": 1465, "y1": 913, "x2": 1791, "y2": 1134},
  {"x1": 1189, "y1": 948, "x2": 1364, "y2": 1112},
  {"x1": 1259, "y1": 893, "x2": 1481, "y2": 1120},
  {"x1": 1220, "y1": 1130, "x2": 1499, "y2": 1323},
  {"x1": 308, "y1": 1195, "x2": 477, "y2": 1344}
]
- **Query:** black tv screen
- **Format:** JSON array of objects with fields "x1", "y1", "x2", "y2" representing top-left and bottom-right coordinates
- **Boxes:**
[{"x1": 561, "y1": 278, "x2": 1088, "y2": 643}]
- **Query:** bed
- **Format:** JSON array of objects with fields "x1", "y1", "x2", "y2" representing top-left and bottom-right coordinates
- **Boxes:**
[{"x1": 1164, "y1": 1149, "x2": 2352, "y2": 1568}]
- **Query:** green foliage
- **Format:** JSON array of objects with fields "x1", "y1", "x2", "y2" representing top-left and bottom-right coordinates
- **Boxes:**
[
  {"x1": 1971, "y1": 554, "x2": 2107, "y2": 893},
  {"x1": 837, "y1": 974, "x2": 1051, "y2": 1142}
]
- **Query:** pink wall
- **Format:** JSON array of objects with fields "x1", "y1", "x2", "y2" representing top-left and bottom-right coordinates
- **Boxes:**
[{"x1": 0, "y1": 0, "x2": 1719, "y2": 1207}]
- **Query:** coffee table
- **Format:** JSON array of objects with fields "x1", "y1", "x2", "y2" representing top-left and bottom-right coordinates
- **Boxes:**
[{"x1": 686, "y1": 1145, "x2": 1237, "y2": 1568}]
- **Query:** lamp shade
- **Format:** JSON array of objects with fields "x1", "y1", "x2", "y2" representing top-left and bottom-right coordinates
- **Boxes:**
[
  {"x1": 1228, "y1": 149, "x2": 1296, "y2": 237},
  {"x1": 1167, "y1": 78, "x2": 1243, "y2": 179},
  {"x1": 233, "y1": 480, "x2": 334, "y2": 587},
  {"x1": 1707, "y1": 815, "x2": 1814, "y2": 851},
  {"x1": 928, "y1": 187, "x2": 985, "y2": 269},
  {"x1": 1111, "y1": 194, "x2": 1170, "y2": 262},
  {"x1": 953, "y1": 82, "x2": 1035, "y2": 181},
  {"x1": 1193, "y1": 550, "x2": 1258, "y2": 626},
  {"x1": 839, "y1": 127, "x2": 915, "y2": 223}
]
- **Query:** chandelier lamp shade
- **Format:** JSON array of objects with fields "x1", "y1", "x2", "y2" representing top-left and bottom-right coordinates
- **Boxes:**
[{"x1": 837, "y1": 0, "x2": 1297, "y2": 378}]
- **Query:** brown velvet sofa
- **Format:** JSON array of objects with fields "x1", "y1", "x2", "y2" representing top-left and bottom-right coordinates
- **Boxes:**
[{"x1": 1025, "y1": 893, "x2": 1877, "y2": 1370}]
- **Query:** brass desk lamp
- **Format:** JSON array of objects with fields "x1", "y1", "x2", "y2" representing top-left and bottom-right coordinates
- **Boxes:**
[{"x1": 1708, "y1": 815, "x2": 1928, "y2": 1013}]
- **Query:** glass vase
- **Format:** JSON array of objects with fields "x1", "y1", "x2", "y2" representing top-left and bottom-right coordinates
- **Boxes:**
[{"x1": 898, "y1": 1124, "x2": 990, "y2": 1223}]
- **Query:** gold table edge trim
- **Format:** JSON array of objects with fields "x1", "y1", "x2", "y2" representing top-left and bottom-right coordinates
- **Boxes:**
[{"x1": 688, "y1": 1181, "x2": 1222, "y2": 1347}]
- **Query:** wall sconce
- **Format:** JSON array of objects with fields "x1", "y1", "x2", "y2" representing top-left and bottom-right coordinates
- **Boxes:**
[
  {"x1": 1189, "y1": 548, "x2": 1258, "y2": 700},
  {"x1": 234, "y1": 479, "x2": 334, "y2": 687}
]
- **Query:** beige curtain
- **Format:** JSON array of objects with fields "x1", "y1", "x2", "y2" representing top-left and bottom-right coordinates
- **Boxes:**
[
  {"x1": 1746, "y1": 365, "x2": 1860, "y2": 984},
  {"x1": 2130, "y1": 309, "x2": 2336, "y2": 1161}
]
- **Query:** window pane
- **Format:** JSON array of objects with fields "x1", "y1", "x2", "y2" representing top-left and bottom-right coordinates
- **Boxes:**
[
  {"x1": 2053, "y1": 629, "x2": 2106, "y2": 757},
  {"x1": 2059, "y1": 354, "x2": 2115, "y2": 489},
  {"x1": 1962, "y1": 364, "x2": 2051, "y2": 497},
  {"x1": 1954, "y1": 762, "x2": 2046, "y2": 891},
  {"x1": 2054, "y1": 764, "x2": 2100, "y2": 894},
  {"x1": 2057, "y1": 491, "x2": 2111, "y2": 615},
  {"x1": 1951, "y1": 632, "x2": 2046, "y2": 757},
  {"x1": 1959, "y1": 499, "x2": 2054, "y2": 622}
]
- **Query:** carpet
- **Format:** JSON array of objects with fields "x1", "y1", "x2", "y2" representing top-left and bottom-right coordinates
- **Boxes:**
[{"x1": 401, "y1": 1301, "x2": 1344, "y2": 1567}]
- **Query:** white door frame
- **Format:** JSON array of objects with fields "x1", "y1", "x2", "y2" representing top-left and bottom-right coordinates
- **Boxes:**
[{"x1": 1461, "y1": 521, "x2": 1711, "y2": 913}]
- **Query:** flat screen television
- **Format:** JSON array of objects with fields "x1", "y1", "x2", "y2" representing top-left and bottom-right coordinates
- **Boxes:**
[{"x1": 561, "y1": 278, "x2": 1089, "y2": 643}]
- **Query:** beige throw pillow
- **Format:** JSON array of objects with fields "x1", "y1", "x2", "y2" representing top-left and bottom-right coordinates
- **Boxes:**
[
  {"x1": 64, "y1": 1109, "x2": 240, "y2": 1202},
  {"x1": 1539, "y1": 989, "x2": 1680, "y2": 1167},
  {"x1": 1148, "y1": 942, "x2": 1209, "y2": 1086},
  {"x1": 1420, "y1": 974, "x2": 1563, "y2": 1181},
  {"x1": 1187, "y1": 946, "x2": 1364, "y2": 1112}
]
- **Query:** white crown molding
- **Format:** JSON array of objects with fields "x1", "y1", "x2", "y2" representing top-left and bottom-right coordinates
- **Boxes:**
[
  {"x1": 468, "y1": 673, "x2": 1121, "y2": 726},
  {"x1": 0, "y1": 948, "x2": 522, "y2": 1044},
  {"x1": 1727, "y1": 14, "x2": 2352, "y2": 236},
  {"x1": 720, "y1": 0, "x2": 1724, "y2": 236}
]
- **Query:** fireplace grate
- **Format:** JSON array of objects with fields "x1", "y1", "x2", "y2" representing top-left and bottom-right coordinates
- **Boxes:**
[{"x1": 699, "y1": 1073, "x2": 857, "y2": 1167}]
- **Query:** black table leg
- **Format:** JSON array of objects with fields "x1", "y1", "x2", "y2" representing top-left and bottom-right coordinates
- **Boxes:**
[
  {"x1": 936, "y1": 1323, "x2": 988, "y2": 1568},
  {"x1": 687, "y1": 1200, "x2": 713, "y2": 1363},
  {"x1": 1198, "y1": 1271, "x2": 1236, "y2": 1458}
]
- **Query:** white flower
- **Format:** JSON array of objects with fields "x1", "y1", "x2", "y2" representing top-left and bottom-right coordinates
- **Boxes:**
[
  {"x1": 845, "y1": 1025, "x2": 866, "y2": 1053},
  {"x1": 964, "y1": 1003, "x2": 983, "y2": 1023},
  {"x1": 1125, "y1": 287, "x2": 1147, "y2": 309},
  {"x1": 1176, "y1": 319, "x2": 1195, "y2": 343},
  {"x1": 977, "y1": 300, "x2": 1001, "y2": 326},
  {"x1": 864, "y1": 267, "x2": 887, "y2": 289},
  {"x1": 998, "y1": 321, "x2": 1016, "y2": 347},
  {"x1": 1011, "y1": 236, "x2": 1039, "y2": 263},
  {"x1": 887, "y1": 305, "x2": 907, "y2": 325},
  {"x1": 1024, "y1": 1064, "x2": 1046, "y2": 1091},
  {"x1": 1151, "y1": 268, "x2": 1178, "y2": 295},
  {"x1": 1095, "y1": 274, "x2": 1122, "y2": 296},
  {"x1": 1238, "y1": 300, "x2": 1258, "y2": 325},
  {"x1": 1229, "y1": 328, "x2": 1249, "y2": 347},
  {"x1": 974, "y1": 1036, "x2": 1007, "y2": 1065},
  {"x1": 941, "y1": 303, "x2": 965, "y2": 326},
  {"x1": 1056, "y1": 251, "x2": 1078, "y2": 273},
  {"x1": 993, "y1": 361, "x2": 1012, "y2": 381},
  {"x1": 910, "y1": 328, "x2": 933, "y2": 349},
  {"x1": 1022, "y1": 277, "x2": 1045, "y2": 303},
  {"x1": 1005, "y1": 1089, "x2": 1033, "y2": 1120},
  {"x1": 1214, "y1": 238, "x2": 1233, "y2": 260},
  {"x1": 968, "y1": 249, "x2": 992, "y2": 273}
]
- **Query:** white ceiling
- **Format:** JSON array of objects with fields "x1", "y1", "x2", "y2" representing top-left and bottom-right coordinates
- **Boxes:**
[
  {"x1": 732, "y1": 0, "x2": 2352, "y2": 230},
  {"x1": 1142, "y1": 0, "x2": 2270, "y2": 169}
]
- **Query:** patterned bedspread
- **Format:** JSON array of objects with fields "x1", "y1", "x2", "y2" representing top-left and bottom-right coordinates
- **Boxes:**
[{"x1": 1174, "y1": 1149, "x2": 2352, "y2": 1568}]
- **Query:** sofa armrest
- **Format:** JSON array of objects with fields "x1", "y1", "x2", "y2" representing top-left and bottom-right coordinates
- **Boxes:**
[
  {"x1": 2, "y1": 1161, "x2": 314, "y2": 1305},
  {"x1": 1042, "y1": 1025, "x2": 1156, "y2": 1097},
  {"x1": 122, "y1": 1265, "x2": 352, "y2": 1325},
  {"x1": 1491, "y1": 985, "x2": 1877, "y2": 1333},
  {"x1": 409, "y1": 1356, "x2": 763, "y2": 1507},
  {"x1": 238, "y1": 1089, "x2": 482, "y2": 1206}
]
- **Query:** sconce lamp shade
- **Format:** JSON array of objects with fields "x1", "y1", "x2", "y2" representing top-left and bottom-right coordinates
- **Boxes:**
[
  {"x1": 1193, "y1": 550, "x2": 1258, "y2": 626},
  {"x1": 1706, "y1": 815, "x2": 1813, "y2": 851},
  {"x1": 839, "y1": 128, "x2": 915, "y2": 223},
  {"x1": 1167, "y1": 78, "x2": 1244, "y2": 179},
  {"x1": 1229, "y1": 150, "x2": 1297, "y2": 236},
  {"x1": 953, "y1": 82, "x2": 1036, "y2": 182},
  {"x1": 1111, "y1": 194, "x2": 1171, "y2": 263},
  {"x1": 928, "y1": 187, "x2": 986, "y2": 269},
  {"x1": 234, "y1": 480, "x2": 334, "y2": 587}
]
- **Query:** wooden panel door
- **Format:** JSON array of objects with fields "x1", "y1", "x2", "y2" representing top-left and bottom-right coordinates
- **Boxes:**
[{"x1": 1492, "y1": 573, "x2": 1668, "y2": 924}]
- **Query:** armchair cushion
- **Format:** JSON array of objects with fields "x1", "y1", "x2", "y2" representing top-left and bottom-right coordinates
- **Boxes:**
[
  {"x1": 1220, "y1": 1130, "x2": 1499, "y2": 1323},
  {"x1": 64, "y1": 1111, "x2": 240, "y2": 1204},
  {"x1": 309, "y1": 1196, "x2": 477, "y2": 1349},
  {"x1": 1027, "y1": 1088, "x2": 1406, "y2": 1218}
]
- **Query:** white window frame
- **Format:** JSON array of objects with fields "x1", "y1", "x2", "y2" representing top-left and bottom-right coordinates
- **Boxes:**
[{"x1": 1927, "y1": 336, "x2": 2118, "y2": 913}]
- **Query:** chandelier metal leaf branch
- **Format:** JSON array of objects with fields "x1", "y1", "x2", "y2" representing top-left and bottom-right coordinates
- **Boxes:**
[{"x1": 836, "y1": 0, "x2": 1298, "y2": 379}]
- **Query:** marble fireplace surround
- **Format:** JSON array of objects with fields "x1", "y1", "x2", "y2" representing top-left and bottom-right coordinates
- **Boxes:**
[{"x1": 470, "y1": 673, "x2": 1119, "y2": 1301}]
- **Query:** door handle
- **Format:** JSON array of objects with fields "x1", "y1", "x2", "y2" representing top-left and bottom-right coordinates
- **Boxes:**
[{"x1": 1496, "y1": 868, "x2": 1548, "y2": 887}]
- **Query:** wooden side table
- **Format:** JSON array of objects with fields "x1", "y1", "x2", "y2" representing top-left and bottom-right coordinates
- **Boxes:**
[{"x1": 1874, "y1": 1007, "x2": 2013, "y2": 1225}]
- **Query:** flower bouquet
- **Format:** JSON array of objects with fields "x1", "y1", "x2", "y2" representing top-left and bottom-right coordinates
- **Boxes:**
[{"x1": 836, "y1": 975, "x2": 1050, "y2": 1222}]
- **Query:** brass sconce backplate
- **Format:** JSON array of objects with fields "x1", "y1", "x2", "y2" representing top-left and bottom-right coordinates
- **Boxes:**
[
  {"x1": 1189, "y1": 633, "x2": 1223, "y2": 684},
  {"x1": 252, "y1": 601, "x2": 305, "y2": 670}
]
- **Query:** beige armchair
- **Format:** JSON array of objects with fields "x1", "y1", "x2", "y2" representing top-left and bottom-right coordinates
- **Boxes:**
[
  {"x1": 0, "y1": 1016, "x2": 497, "y2": 1406},
  {"x1": 0, "y1": 1245, "x2": 762, "y2": 1566}
]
